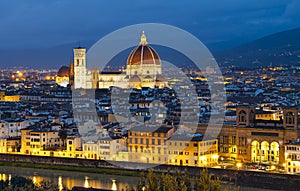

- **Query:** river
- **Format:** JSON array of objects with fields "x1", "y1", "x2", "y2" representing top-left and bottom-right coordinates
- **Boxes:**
[{"x1": 0, "y1": 166, "x2": 280, "y2": 191}]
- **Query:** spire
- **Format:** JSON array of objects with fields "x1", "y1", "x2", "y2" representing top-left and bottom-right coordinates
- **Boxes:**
[
  {"x1": 69, "y1": 57, "x2": 74, "y2": 78},
  {"x1": 139, "y1": 31, "x2": 147, "y2": 45},
  {"x1": 69, "y1": 57, "x2": 74, "y2": 90}
]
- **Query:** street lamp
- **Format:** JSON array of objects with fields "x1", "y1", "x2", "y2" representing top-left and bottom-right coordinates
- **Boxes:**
[{"x1": 220, "y1": 157, "x2": 225, "y2": 169}]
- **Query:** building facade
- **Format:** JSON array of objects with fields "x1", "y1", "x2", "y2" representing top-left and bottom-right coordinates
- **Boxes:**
[
  {"x1": 285, "y1": 142, "x2": 300, "y2": 174},
  {"x1": 168, "y1": 135, "x2": 218, "y2": 167},
  {"x1": 56, "y1": 31, "x2": 168, "y2": 90},
  {"x1": 198, "y1": 106, "x2": 299, "y2": 167}
]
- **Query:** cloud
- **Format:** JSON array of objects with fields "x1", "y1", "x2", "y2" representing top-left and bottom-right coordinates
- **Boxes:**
[{"x1": 0, "y1": 0, "x2": 299, "y2": 49}]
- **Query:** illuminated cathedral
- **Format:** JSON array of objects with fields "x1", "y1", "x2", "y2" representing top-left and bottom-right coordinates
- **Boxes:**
[{"x1": 56, "y1": 31, "x2": 168, "y2": 89}]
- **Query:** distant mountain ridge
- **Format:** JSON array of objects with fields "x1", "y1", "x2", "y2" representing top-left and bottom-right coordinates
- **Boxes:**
[
  {"x1": 214, "y1": 27, "x2": 300, "y2": 68},
  {"x1": 1, "y1": 27, "x2": 300, "y2": 69},
  {"x1": 0, "y1": 40, "x2": 96, "y2": 70}
]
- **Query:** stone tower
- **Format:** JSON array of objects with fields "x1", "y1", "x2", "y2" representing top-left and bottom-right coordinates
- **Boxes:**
[
  {"x1": 91, "y1": 68, "x2": 100, "y2": 89},
  {"x1": 73, "y1": 47, "x2": 87, "y2": 89},
  {"x1": 69, "y1": 57, "x2": 74, "y2": 90}
]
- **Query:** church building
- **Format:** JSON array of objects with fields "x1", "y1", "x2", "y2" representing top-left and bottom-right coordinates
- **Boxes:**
[{"x1": 56, "y1": 31, "x2": 168, "y2": 89}]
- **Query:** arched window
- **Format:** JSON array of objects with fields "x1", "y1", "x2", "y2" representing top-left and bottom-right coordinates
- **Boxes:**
[
  {"x1": 270, "y1": 141, "x2": 279, "y2": 163},
  {"x1": 285, "y1": 112, "x2": 294, "y2": 125},
  {"x1": 251, "y1": 140, "x2": 260, "y2": 162},
  {"x1": 261, "y1": 141, "x2": 269, "y2": 163},
  {"x1": 238, "y1": 110, "x2": 247, "y2": 123}
]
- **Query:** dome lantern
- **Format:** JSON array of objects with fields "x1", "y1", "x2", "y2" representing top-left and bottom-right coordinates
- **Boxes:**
[
  {"x1": 126, "y1": 31, "x2": 161, "y2": 66},
  {"x1": 139, "y1": 31, "x2": 147, "y2": 45}
]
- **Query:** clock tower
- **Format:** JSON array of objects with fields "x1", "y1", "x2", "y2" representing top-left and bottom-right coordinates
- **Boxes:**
[{"x1": 73, "y1": 47, "x2": 87, "y2": 89}]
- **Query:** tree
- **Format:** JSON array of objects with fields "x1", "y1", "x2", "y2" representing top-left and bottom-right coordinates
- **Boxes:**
[
  {"x1": 58, "y1": 129, "x2": 68, "y2": 147},
  {"x1": 124, "y1": 184, "x2": 135, "y2": 191},
  {"x1": 179, "y1": 180, "x2": 188, "y2": 191},
  {"x1": 177, "y1": 169, "x2": 191, "y2": 191},
  {"x1": 38, "y1": 180, "x2": 57, "y2": 191},
  {"x1": 142, "y1": 168, "x2": 238, "y2": 191},
  {"x1": 160, "y1": 173, "x2": 178, "y2": 191},
  {"x1": 147, "y1": 169, "x2": 160, "y2": 191},
  {"x1": 0, "y1": 176, "x2": 62, "y2": 191},
  {"x1": 5, "y1": 176, "x2": 37, "y2": 191},
  {"x1": 136, "y1": 172, "x2": 146, "y2": 191},
  {"x1": 194, "y1": 168, "x2": 222, "y2": 191},
  {"x1": 0, "y1": 180, "x2": 9, "y2": 190}
]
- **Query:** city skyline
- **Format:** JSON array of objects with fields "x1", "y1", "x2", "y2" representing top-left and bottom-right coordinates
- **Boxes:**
[
  {"x1": 1, "y1": 1, "x2": 300, "y2": 191},
  {"x1": 0, "y1": 1, "x2": 300, "y2": 69}
]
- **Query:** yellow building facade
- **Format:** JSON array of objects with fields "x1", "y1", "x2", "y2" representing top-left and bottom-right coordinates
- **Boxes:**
[
  {"x1": 198, "y1": 106, "x2": 299, "y2": 168},
  {"x1": 285, "y1": 142, "x2": 300, "y2": 174},
  {"x1": 128, "y1": 125, "x2": 174, "y2": 164},
  {"x1": 168, "y1": 135, "x2": 218, "y2": 167},
  {"x1": 21, "y1": 129, "x2": 82, "y2": 158},
  {"x1": 0, "y1": 91, "x2": 20, "y2": 102},
  {"x1": 0, "y1": 138, "x2": 21, "y2": 153},
  {"x1": 127, "y1": 125, "x2": 218, "y2": 167}
]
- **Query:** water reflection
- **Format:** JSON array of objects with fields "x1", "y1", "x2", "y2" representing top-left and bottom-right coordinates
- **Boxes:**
[
  {"x1": 0, "y1": 166, "x2": 278, "y2": 191},
  {"x1": 32, "y1": 176, "x2": 37, "y2": 184},
  {"x1": 0, "y1": 166, "x2": 139, "y2": 190},
  {"x1": 111, "y1": 179, "x2": 117, "y2": 191},
  {"x1": 84, "y1": 176, "x2": 89, "y2": 188},
  {"x1": 0, "y1": 174, "x2": 7, "y2": 181},
  {"x1": 32, "y1": 175, "x2": 42, "y2": 186},
  {"x1": 58, "y1": 176, "x2": 63, "y2": 191},
  {"x1": 8, "y1": 174, "x2": 11, "y2": 186}
]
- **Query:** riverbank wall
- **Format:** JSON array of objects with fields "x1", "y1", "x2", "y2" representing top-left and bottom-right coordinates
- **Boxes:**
[{"x1": 0, "y1": 154, "x2": 299, "y2": 190}]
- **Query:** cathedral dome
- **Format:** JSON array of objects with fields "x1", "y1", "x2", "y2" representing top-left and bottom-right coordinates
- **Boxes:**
[
  {"x1": 126, "y1": 31, "x2": 161, "y2": 66},
  {"x1": 57, "y1": 66, "x2": 70, "y2": 77}
]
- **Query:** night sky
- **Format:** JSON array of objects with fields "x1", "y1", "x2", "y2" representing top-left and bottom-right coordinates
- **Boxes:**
[{"x1": 0, "y1": 0, "x2": 299, "y2": 68}]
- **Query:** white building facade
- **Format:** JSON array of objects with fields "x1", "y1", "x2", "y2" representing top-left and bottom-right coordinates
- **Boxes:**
[
  {"x1": 285, "y1": 142, "x2": 300, "y2": 174},
  {"x1": 73, "y1": 31, "x2": 168, "y2": 90}
]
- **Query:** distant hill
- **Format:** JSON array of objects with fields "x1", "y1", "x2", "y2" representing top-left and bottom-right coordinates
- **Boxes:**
[
  {"x1": 214, "y1": 27, "x2": 300, "y2": 68},
  {"x1": 1, "y1": 27, "x2": 300, "y2": 70},
  {"x1": 0, "y1": 41, "x2": 196, "y2": 70},
  {"x1": 0, "y1": 40, "x2": 96, "y2": 70}
]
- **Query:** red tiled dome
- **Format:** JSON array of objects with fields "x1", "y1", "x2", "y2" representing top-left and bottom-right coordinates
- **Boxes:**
[
  {"x1": 57, "y1": 66, "x2": 70, "y2": 77},
  {"x1": 126, "y1": 31, "x2": 161, "y2": 66}
]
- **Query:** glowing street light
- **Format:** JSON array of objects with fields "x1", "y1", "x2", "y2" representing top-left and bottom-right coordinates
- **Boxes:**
[{"x1": 236, "y1": 162, "x2": 242, "y2": 169}]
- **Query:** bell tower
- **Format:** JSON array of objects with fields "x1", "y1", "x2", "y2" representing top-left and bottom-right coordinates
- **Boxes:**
[
  {"x1": 73, "y1": 47, "x2": 86, "y2": 89},
  {"x1": 91, "y1": 68, "x2": 100, "y2": 89},
  {"x1": 69, "y1": 57, "x2": 74, "y2": 90}
]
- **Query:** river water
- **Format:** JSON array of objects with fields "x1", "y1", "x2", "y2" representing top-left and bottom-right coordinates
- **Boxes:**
[{"x1": 0, "y1": 166, "x2": 279, "y2": 191}]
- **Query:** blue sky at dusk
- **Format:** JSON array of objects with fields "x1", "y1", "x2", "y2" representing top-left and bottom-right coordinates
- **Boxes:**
[{"x1": 0, "y1": 0, "x2": 299, "y2": 49}]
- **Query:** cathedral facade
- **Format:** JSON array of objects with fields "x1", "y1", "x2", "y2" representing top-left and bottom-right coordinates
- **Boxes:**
[{"x1": 56, "y1": 32, "x2": 168, "y2": 89}]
